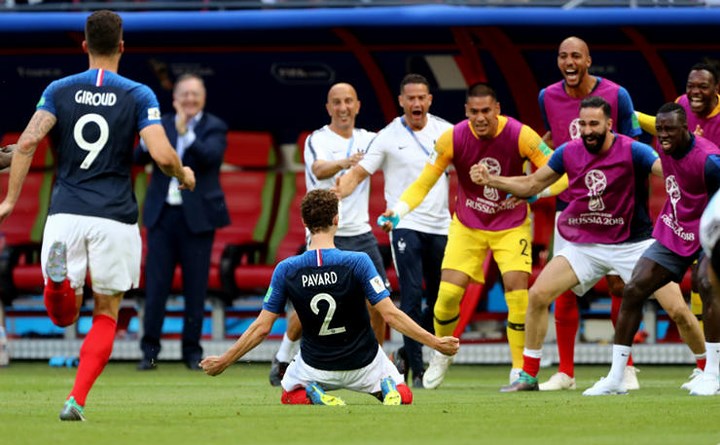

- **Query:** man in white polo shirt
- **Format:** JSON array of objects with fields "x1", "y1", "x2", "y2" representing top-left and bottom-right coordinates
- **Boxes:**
[
  {"x1": 269, "y1": 82, "x2": 388, "y2": 386},
  {"x1": 336, "y1": 74, "x2": 453, "y2": 388}
]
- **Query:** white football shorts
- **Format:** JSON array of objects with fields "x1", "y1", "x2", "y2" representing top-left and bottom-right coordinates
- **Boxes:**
[
  {"x1": 42, "y1": 213, "x2": 142, "y2": 295},
  {"x1": 553, "y1": 210, "x2": 619, "y2": 277},
  {"x1": 281, "y1": 345, "x2": 403, "y2": 394},
  {"x1": 557, "y1": 238, "x2": 655, "y2": 296}
]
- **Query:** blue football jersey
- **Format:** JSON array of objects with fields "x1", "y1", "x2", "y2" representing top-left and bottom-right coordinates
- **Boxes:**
[
  {"x1": 263, "y1": 248, "x2": 390, "y2": 371},
  {"x1": 38, "y1": 69, "x2": 162, "y2": 224}
]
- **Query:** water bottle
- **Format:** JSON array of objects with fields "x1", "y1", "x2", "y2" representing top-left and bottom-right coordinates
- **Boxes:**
[{"x1": 0, "y1": 325, "x2": 9, "y2": 367}]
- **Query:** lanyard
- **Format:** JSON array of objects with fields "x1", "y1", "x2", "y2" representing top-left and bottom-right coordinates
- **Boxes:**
[
  {"x1": 400, "y1": 116, "x2": 431, "y2": 156},
  {"x1": 400, "y1": 116, "x2": 449, "y2": 178},
  {"x1": 345, "y1": 132, "x2": 355, "y2": 158}
]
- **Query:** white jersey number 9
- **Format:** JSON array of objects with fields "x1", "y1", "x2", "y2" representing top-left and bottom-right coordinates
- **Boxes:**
[{"x1": 74, "y1": 113, "x2": 109, "y2": 169}]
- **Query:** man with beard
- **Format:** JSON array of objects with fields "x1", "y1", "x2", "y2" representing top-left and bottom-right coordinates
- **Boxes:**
[
  {"x1": 470, "y1": 97, "x2": 706, "y2": 392},
  {"x1": 537, "y1": 36, "x2": 643, "y2": 392},
  {"x1": 582, "y1": 102, "x2": 720, "y2": 396},
  {"x1": 356, "y1": 83, "x2": 565, "y2": 389}
]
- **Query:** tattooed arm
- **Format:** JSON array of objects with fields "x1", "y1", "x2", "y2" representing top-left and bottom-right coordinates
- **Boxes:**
[{"x1": 0, "y1": 110, "x2": 56, "y2": 223}]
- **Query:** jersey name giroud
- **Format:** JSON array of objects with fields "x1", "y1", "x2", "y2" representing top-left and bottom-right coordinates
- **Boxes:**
[
  {"x1": 301, "y1": 271, "x2": 339, "y2": 287},
  {"x1": 74, "y1": 90, "x2": 117, "y2": 107}
]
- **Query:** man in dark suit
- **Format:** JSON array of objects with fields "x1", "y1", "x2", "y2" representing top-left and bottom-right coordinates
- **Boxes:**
[{"x1": 135, "y1": 73, "x2": 230, "y2": 370}]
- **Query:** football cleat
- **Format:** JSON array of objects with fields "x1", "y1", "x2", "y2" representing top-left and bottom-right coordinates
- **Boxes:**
[
  {"x1": 46, "y1": 241, "x2": 68, "y2": 284},
  {"x1": 500, "y1": 371, "x2": 539, "y2": 392},
  {"x1": 681, "y1": 368, "x2": 703, "y2": 391},
  {"x1": 582, "y1": 377, "x2": 627, "y2": 396},
  {"x1": 623, "y1": 365, "x2": 640, "y2": 390},
  {"x1": 539, "y1": 372, "x2": 577, "y2": 391},
  {"x1": 59, "y1": 396, "x2": 85, "y2": 421},
  {"x1": 380, "y1": 377, "x2": 402, "y2": 406},
  {"x1": 389, "y1": 347, "x2": 408, "y2": 382},
  {"x1": 305, "y1": 382, "x2": 346, "y2": 406},
  {"x1": 269, "y1": 357, "x2": 289, "y2": 387},
  {"x1": 422, "y1": 351, "x2": 454, "y2": 390},
  {"x1": 689, "y1": 373, "x2": 720, "y2": 396}
]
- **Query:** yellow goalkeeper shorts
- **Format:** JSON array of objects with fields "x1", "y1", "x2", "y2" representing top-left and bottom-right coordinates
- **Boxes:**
[{"x1": 441, "y1": 214, "x2": 532, "y2": 283}]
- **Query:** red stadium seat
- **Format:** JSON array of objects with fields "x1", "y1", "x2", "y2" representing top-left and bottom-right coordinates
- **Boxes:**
[
  {"x1": 228, "y1": 171, "x2": 305, "y2": 295},
  {"x1": 134, "y1": 131, "x2": 280, "y2": 303},
  {"x1": 0, "y1": 133, "x2": 54, "y2": 303}
]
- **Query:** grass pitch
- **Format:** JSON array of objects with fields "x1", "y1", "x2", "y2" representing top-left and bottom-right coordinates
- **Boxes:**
[{"x1": 0, "y1": 362, "x2": 718, "y2": 445}]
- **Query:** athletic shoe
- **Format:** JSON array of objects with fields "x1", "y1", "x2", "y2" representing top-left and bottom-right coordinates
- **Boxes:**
[
  {"x1": 389, "y1": 347, "x2": 408, "y2": 382},
  {"x1": 46, "y1": 241, "x2": 68, "y2": 284},
  {"x1": 380, "y1": 377, "x2": 402, "y2": 406},
  {"x1": 500, "y1": 371, "x2": 538, "y2": 392},
  {"x1": 412, "y1": 373, "x2": 424, "y2": 389},
  {"x1": 681, "y1": 368, "x2": 703, "y2": 391},
  {"x1": 582, "y1": 377, "x2": 627, "y2": 396},
  {"x1": 689, "y1": 373, "x2": 720, "y2": 396},
  {"x1": 623, "y1": 365, "x2": 640, "y2": 390},
  {"x1": 539, "y1": 372, "x2": 577, "y2": 391},
  {"x1": 137, "y1": 358, "x2": 157, "y2": 371},
  {"x1": 59, "y1": 396, "x2": 85, "y2": 421},
  {"x1": 305, "y1": 382, "x2": 346, "y2": 406},
  {"x1": 269, "y1": 357, "x2": 289, "y2": 387},
  {"x1": 509, "y1": 368, "x2": 522, "y2": 385},
  {"x1": 422, "y1": 351, "x2": 454, "y2": 390}
]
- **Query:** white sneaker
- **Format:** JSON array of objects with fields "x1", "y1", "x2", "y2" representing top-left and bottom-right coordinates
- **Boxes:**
[
  {"x1": 422, "y1": 351, "x2": 454, "y2": 390},
  {"x1": 539, "y1": 372, "x2": 577, "y2": 391},
  {"x1": 681, "y1": 368, "x2": 703, "y2": 391},
  {"x1": 582, "y1": 377, "x2": 628, "y2": 396},
  {"x1": 689, "y1": 373, "x2": 720, "y2": 396},
  {"x1": 509, "y1": 368, "x2": 522, "y2": 385},
  {"x1": 623, "y1": 366, "x2": 640, "y2": 390}
]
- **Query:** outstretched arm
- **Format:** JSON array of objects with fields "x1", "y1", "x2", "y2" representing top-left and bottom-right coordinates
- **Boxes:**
[
  {"x1": 201, "y1": 309, "x2": 279, "y2": 376},
  {"x1": 140, "y1": 123, "x2": 196, "y2": 191},
  {"x1": 374, "y1": 297, "x2": 459, "y2": 356},
  {"x1": 335, "y1": 164, "x2": 371, "y2": 198},
  {"x1": 0, "y1": 110, "x2": 55, "y2": 223},
  {"x1": 470, "y1": 163, "x2": 561, "y2": 199}
]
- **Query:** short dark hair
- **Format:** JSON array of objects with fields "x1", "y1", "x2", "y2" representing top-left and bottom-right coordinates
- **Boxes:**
[
  {"x1": 580, "y1": 96, "x2": 611, "y2": 119},
  {"x1": 400, "y1": 73, "x2": 430, "y2": 94},
  {"x1": 301, "y1": 189, "x2": 338, "y2": 234},
  {"x1": 174, "y1": 73, "x2": 205, "y2": 92},
  {"x1": 85, "y1": 10, "x2": 122, "y2": 56},
  {"x1": 657, "y1": 102, "x2": 687, "y2": 123},
  {"x1": 690, "y1": 62, "x2": 720, "y2": 84},
  {"x1": 467, "y1": 82, "x2": 497, "y2": 101}
]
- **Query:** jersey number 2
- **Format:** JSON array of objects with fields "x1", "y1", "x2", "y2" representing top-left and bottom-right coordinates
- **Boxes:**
[
  {"x1": 310, "y1": 293, "x2": 347, "y2": 336},
  {"x1": 74, "y1": 113, "x2": 109, "y2": 169}
]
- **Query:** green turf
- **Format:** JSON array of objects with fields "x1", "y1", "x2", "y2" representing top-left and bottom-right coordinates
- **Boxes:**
[{"x1": 0, "y1": 362, "x2": 718, "y2": 445}]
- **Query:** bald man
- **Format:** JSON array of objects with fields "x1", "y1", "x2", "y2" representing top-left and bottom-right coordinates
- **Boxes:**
[
  {"x1": 536, "y1": 36, "x2": 643, "y2": 392},
  {"x1": 269, "y1": 82, "x2": 389, "y2": 387}
]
